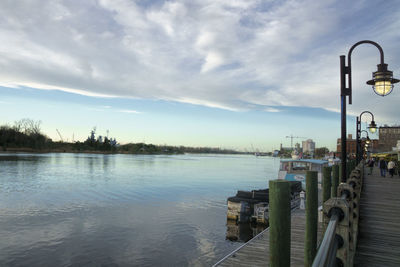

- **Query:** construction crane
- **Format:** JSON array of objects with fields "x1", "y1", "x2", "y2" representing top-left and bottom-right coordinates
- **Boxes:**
[
  {"x1": 56, "y1": 129, "x2": 64, "y2": 142},
  {"x1": 285, "y1": 135, "x2": 307, "y2": 150}
]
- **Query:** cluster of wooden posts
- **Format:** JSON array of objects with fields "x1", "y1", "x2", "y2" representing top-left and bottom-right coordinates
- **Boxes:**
[{"x1": 268, "y1": 161, "x2": 363, "y2": 267}]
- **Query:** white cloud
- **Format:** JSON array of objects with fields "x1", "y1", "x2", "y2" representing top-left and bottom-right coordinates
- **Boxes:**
[
  {"x1": 264, "y1": 107, "x2": 280, "y2": 113},
  {"x1": 201, "y1": 51, "x2": 224, "y2": 73},
  {"x1": 117, "y1": 109, "x2": 142, "y2": 114},
  {"x1": 0, "y1": 0, "x2": 399, "y2": 122}
]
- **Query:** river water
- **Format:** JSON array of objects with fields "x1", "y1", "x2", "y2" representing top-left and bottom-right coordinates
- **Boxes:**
[{"x1": 0, "y1": 153, "x2": 280, "y2": 266}]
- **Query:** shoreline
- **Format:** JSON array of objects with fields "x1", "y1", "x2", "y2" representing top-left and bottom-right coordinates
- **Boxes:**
[
  {"x1": 0, "y1": 147, "x2": 248, "y2": 156},
  {"x1": 0, "y1": 148, "x2": 179, "y2": 155}
]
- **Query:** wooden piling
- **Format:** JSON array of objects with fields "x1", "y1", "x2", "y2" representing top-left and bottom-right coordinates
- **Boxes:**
[
  {"x1": 269, "y1": 179, "x2": 291, "y2": 267},
  {"x1": 305, "y1": 171, "x2": 318, "y2": 267},
  {"x1": 346, "y1": 160, "x2": 351, "y2": 181},
  {"x1": 322, "y1": 166, "x2": 332, "y2": 203},
  {"x1": 332, "y1": 165, "x2": 339, "y2": 197}
]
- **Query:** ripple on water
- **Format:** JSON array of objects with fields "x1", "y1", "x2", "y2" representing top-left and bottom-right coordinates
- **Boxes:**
[{"x1": 0, "y1": 153, "x2": 278, "y2": 266}]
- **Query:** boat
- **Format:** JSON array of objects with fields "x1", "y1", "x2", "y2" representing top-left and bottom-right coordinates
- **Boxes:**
[
  {"x1": 278, "y1": 159, "x2": 329, "y2": 190},
  {"x1": 226, "y1": 159, "x2": 327, "y2": 227},
  {"x1": 328, "y1": 157, "x2": 340, "y2": 166},
  {"x1": 226, "y1": 181, "x2": 302, "y2": 225}
]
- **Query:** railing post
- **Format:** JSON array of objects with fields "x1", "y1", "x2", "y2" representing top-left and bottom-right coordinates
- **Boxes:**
[
  {"x1": 347, "y1": 164, "x2": 364, "y2": 262},
  {"x1": 322, "y1": 196, "x2": 349, "y2": 267},
  {"x1": 332, "y1": 165, "x2": 339, "y2": 196},
  {"x1": 305, "y1": 171, "x2": 318, "y2": 267},
  {"x1": 314, "y1": 162, "x2": 365, "y2": 267},
  {"x1": 323, "y1": 166, "x2": 332, "y2": 203},
  {"x1": 269, "y1": 179, "x2": 291, "y2": 267}
]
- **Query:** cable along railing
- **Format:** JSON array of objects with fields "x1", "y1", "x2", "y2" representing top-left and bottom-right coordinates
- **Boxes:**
[{"x1": 312, "y1": 161, "x2": 363, "y2": 267}]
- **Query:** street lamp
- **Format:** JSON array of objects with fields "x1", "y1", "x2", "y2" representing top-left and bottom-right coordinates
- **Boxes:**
[
  {"x1": 356, "y1": 111, "x2": 376, "y2": 164},
  {"x1": 367, "y1": 64, "x2": 400, "y2": 96},
  {"x1": 340, "y1": 40, "x2": 399, "y2": 182},
  {"x1": 368, "y1": 121, "x2": 377, "y2": 133},
  {"x1": 360, "y1": 130, "x2": 370, "y2": 160}
]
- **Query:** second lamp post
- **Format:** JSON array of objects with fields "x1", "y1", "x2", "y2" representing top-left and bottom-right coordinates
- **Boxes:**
[
  {"x1": 340, "y1": 40, "x2": 399, "y2": 182},
  {"x1": 356, "y1": 111, "x2": 377, "y2": 164}
]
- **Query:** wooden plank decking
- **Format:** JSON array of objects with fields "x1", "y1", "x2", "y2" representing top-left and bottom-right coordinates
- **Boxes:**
[
  {"x1": 215, "y1": 208, "x2": 323, "y2": 266},
  {"x1": 354, "y1": 167, "x2": 400, "y2": 266}
]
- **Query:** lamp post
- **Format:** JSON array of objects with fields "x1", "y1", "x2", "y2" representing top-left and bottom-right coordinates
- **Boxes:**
[
  {"x1": 340, "y1": 40, "x2": 399, "y2": 182},
  {"x1": 356, "y1": 111, "x2": 377, "y2": 164},
  {"x1": 359, "y1": 130, "x2": 370, "y2": 160}
]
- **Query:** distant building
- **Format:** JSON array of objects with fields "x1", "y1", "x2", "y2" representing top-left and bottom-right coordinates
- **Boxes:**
[
  {"x1": 336, "y1": 134, "x2": 378, "y2": 156},
  {"x1": 302, "y1": 139, "x2": 315, "y2": 154},
  {"x1": 378, "y1": 126, "x2": 400, "y2": 152},
  {"x1": 337, "y1": 134, "x2": 356, "y2": 156},
  {"x1": 279, "y1": 143, "x2": 292, "y2": 152}
]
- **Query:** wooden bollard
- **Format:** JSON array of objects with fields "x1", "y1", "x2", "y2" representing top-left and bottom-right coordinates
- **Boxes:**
[
  {"x1": 322, "y1": 166, "x2": 332, "y2": 203},
  {"x1": 305, "y1": 171, "x2": 318, "y2": 267},
  {"x1": 346, "y1": 161, "x2": 351, "y2": 181},
  {"x1": 269, "y1": 179, "x2": 291, "y2": 267},
  {"x1": 332, "y1": 165, "x2": 339, "y2": 197}
]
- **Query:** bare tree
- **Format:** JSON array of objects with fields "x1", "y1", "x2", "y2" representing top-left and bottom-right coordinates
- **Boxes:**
[
  {"x1": 13, "y1": 120, "x2": 23, "y2": 132},
  {"x1": 29, "y1": 119, "x2": 42, "y2": 135},
  {"x1": 13, "y1": 118, "x2": 42, "y2": 135}
]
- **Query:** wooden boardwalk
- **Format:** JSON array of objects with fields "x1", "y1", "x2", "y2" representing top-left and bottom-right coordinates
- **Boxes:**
[
  {"x1": 354, "y1": 167, "x2": 400, "y2": 266},
  {"x1": 215, "y1": 208, "x2": 323, "y2": 266}
]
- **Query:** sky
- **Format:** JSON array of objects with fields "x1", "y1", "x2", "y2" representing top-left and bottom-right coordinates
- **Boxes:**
[{"x1": 1, "y1": 0, "x2": 400, "y2": 152}]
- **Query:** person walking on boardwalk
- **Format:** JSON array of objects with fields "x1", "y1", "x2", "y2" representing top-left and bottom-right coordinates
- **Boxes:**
[
  {"x1": 379, "y1": 158, "x2": 387, "y2": 177},
  {"x1": 388, "y1": 160, "x2": 395, "y2": 178},
  {"x1": 367, "y1": 158, "x2": 374, "y2": 175}
]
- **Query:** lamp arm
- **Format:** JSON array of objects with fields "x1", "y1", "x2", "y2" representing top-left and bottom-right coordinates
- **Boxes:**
[
  {"x1": 345, "y1": 40, "x2": 385, "y2": 104},
  {"x1": 359, "y1": 111, "x2": 375, "y2": 122},
  {"x1": 348, "y1": 40, "x2": 385, "y2": 66}
]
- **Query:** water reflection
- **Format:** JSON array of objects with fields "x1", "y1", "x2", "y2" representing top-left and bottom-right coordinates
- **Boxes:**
[
  {"x1": 0, "y1": 153, "x2": 279, "y2": 266},
  {"x1": 226, "y1": 221, "x2": 268, "y2": 243}
]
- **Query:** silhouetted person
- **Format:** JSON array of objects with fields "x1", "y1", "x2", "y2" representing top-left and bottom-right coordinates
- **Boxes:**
[
  {"x1": 367, "y1": 158, "x2": 374, "y2": 175},
  {"x1": 379, "y1": 158, "x2": 387, "y2": 177},
  {"x1": 388, "y1": 160, "x2": 395, "y2": 178}
]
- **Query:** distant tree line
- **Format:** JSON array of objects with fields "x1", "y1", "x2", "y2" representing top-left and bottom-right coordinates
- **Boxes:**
[
  {"x1": 73, "y1": 127, "x2": 117, "y2": 152},
  {"x1": 0, "y1": 119, "x2": 51, "y2": 150},
  {"x1": 0, "y1": 119, "x2": 241, "y2": 155},
  {"x1": 118, "y1": 143, "x2": 240, "y2": 154}
]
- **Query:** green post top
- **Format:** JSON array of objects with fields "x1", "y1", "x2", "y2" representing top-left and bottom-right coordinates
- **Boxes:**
[
  {"x1": 269, "y1": 179, "x2": 291, "y2": 267},
  {"x1": 322, "y1": 166, "x2": 332, "y2": 203},
  {"x1": 305, "y1": 171, "x2": 318, "y2": 267},
  {"x1": 332, "y1": 165, "x2": 339, "y2": 197}
]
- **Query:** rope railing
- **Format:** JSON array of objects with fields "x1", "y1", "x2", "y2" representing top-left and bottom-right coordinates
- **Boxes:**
[{"x1": 312, "y1": 161, "x2": 364, "y2": 267}]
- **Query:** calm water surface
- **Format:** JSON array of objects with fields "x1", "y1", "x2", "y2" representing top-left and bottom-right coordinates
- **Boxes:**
[{"x1": 0, "y1": 153, "x2": 280, "y2": 266}]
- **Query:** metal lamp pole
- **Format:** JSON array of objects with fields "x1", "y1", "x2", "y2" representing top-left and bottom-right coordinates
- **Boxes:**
[
  {"x1": 359, "y1": 130, "x2": 370, "y2": 161},
  {"x1": 356, "y1": 111, "x2": 376, "y2": 164},
  {"x1": 340, "y1": 40, "x2": 399, "y2": 182}
]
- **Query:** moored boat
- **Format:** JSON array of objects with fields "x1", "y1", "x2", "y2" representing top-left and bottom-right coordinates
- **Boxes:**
[
  {"x1": 226, "y1": 181, "x2": 302, "y2": 225},
  {"x1": 278, "y1": 159, "x2": 329, "y2": 190}
]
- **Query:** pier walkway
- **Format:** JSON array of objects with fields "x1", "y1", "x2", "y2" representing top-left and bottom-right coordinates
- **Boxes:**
[
  {"x1": 354, "y1": 167, "x2": 400, "y2": 266},
  {"x1": 215, "y1": 208, "x2": 323, "y2": 266},
  {"x1": 216, "y1": 163, "x2": 400, "y2": 266}
]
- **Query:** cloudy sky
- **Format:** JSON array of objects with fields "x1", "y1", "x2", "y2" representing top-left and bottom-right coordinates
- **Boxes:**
[{"x1": 1, "y1": 0, "x2": 400, "y2": 151}]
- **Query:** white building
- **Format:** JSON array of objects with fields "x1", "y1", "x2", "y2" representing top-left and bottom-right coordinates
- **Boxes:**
[{"x1": 302, "y1": 139, "x2": 315, "y2": 154}]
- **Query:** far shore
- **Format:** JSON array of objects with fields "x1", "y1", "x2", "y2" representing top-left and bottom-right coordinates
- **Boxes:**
[
  {"x1": 0, "y1": 147, "x2": 247, "y2": 155},
  {"x1": 0, "y1": 147, "x2": 176, "y2": 155}
]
